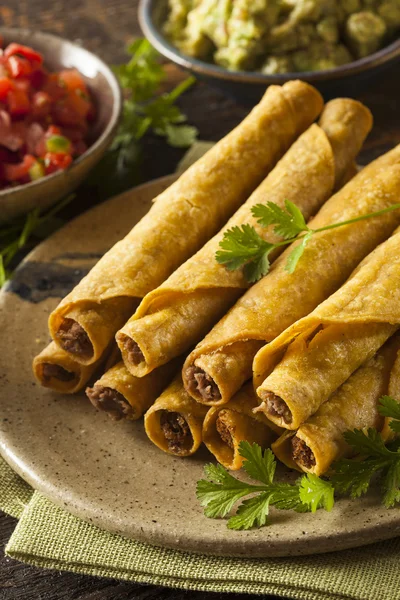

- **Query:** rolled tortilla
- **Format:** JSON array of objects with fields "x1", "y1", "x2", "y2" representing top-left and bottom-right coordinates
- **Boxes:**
[
  {"x1": 117, "y1": 99, "x2": 371, "y2": 377},
  {"x1": 144, "y1": 376, "x2": 208, "y2": 457},
  {"x1": 272, "y1": 336, "x2": 400, "y2": 475},
  {"x1": 253, "y1": 226, "x2": 400, "y2": 430},
  {"x1": 183, "y1": 143, "x2": 400, "y2": 407},
  {"x1": 33, "y1": 342, "x2": 101, "y2": 394},
  {"x1": 86, "y1": 358, "x2": 181, "y2": 421},
  {"x1": 49, "y1": 81, "x2": 323, "y2": 366},
  {"x1": 203, "y1": 383, "x2": 282, "y2": 470}
]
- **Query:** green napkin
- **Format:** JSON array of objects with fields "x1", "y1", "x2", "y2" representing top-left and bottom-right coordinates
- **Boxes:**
[{"x1": 1, "y1": 142, "x2": 400, "y2": 600}]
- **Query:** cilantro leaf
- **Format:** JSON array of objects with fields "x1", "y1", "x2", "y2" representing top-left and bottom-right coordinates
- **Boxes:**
[
  {"x1": 239, "y1": 442, "x2": 275, "y2": 485},
  {"x1": 343, "y1": 428, "x2": 393, "y2": 458},
  {"x1": 196, "y1": 463, "x2": 260, "y2": 519},
  {"x1": 382, "y1": 460, "x2": 400, "y2": 508},
  {"x1": 378, "y1": 395, "x2": 400, "y2": 421},
  {"x1": 216, "y1": 225, "x2": 274, "y2": 281},
  {"x1": 227, "y1": 492, "x2": 272, "y2": 530},
  {"x1": 252, "y1": 199, "x2": 308, "y2": 239},
  {"x1": 285, "y1": 231, "x2": 312, "y2": 274},
  {"x1": 299, "y1": 474, "x2": 334, "y2": 512}
]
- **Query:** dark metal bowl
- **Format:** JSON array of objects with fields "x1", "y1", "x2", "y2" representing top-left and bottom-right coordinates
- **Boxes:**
[
  {"x1": 0, "y1": 28, "x2": 122, "y2": 222},
  {"x1": 139, "y1": 0, "x2": 400, "y2": 104}
]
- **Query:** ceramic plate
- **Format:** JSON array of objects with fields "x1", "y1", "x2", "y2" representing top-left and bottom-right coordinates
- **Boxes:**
[{"x1": 1, "y1": 176, "x2": 400, "y2": 558}]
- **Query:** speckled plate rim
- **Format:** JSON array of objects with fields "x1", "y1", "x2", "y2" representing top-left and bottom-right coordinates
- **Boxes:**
[{"x1": 1, "y1": 175, "x2": 400, "y2": 559}]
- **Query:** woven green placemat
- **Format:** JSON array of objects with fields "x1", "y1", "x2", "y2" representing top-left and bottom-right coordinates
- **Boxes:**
[
  {"x1": 1, "y1": 456, "x2": 400, "y2": 600},
  {"x1": 1, "y1": 142, "x2": 400, "y2": 599}
]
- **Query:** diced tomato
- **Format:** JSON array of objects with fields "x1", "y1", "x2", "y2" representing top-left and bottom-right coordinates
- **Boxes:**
[
  {"x1": 2, "y1": 154, "x2": 35, "y2": 182},
  {"x1": 41, "y1": 73, "x2": 67, "y2": 102},
  {"x1": 4, "y1": 43, "x2": 43, "y2": 65},
  {"x1": 52, "y1": 99, "x2": 83, "y2": 127},
  {"x1": 47, "y1": 124, "x2": 62, "y2": 136},
  {"x1": 30, "y1": 65, "x2": 46, "y2": 88},
  {"x1": 13, "y1": 78, "x2": 31, "y2": 93},
  {"x1": 43, "y1": 151, "x2": 72, "y2": 174},
  {"x1": 7, "y1": 55, "x2": 32, "y2": 78},
  {"x1": 58, "y1": 68, "x2": 86, "y2": 92},
  {"x1": 0, "y1": 77, "x2": 13, "y2": 100},
  {"x1": 31, "y1": 91, "x2": 52, "y2": 119},
  {"x1": 7, "y1": 88, "x2": 30, "y2": 116}
]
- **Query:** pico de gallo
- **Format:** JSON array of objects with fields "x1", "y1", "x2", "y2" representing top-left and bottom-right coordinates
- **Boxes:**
[{"x1": 0, "y1": 39, "x2": 95, "y2": 190}]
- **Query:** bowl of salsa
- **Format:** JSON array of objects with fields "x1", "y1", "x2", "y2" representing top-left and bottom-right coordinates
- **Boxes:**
[{"x1": 0, "y1": 28, "x2": 121, "y2": 223}]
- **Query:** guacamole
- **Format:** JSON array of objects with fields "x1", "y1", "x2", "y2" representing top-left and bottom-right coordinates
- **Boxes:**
[{"x1": 164, "y1": 0, "x2": 400, "y2": 72}]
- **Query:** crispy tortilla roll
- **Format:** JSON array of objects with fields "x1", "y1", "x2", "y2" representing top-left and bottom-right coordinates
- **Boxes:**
[
  {"x1": 49, "y1": 81, "x2": 322, "y2": 367},
  {"x1": 118, "y1": 99, "x2": 371, "y2": 377},
  {"x1": 33, "y1": 342, "x2": 100, "y2": 394},
  {"x1": 183, "y1": 143, "x2": 400, "y2": 407},
  {"x1": 86, "y1": 358, "x2": 181, "y2": 421},
  {"x1": 144, "y1": 376, "x2": 208, "y2": 457},
  {"x1": 203, "y1": 383, "x2": 282, "y2": 470},
  {"x1": 254, "y1": 226, "x2": 400, "y2": 430},
  {"x1": 272, "y1": 336, "x2": 400, "y2": 475}
]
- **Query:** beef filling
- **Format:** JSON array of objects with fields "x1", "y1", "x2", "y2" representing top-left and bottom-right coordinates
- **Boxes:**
[
  {"x1": 57, "y1": 318, "x2": 93, "y2": 358},
  {"x1": 160, "y1": 410, "x2": 192, "y2": 454},
  {"x1": 42, "y1": 363, "x2": 75, "y2": 382},
  {"x1": 185, "y1": 366, "x2": 221, "y2": 401},
  {"x1": 291, "y1": 436, "x2": 316, "y2": 469},
  {"x1": 124, "y1": 338, "x2": 145, "y2": 365},
  {"x1": 216, "y1": 412, "x2": 234, "y2": 449},
  {"x1": 86, "y1": 385, "x2": 134, "y2": 421},
  {"x1": 262, "y1": 391, "x2": 293, "y2": 424}
]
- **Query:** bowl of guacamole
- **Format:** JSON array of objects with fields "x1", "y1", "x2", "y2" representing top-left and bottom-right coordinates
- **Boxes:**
[{"x1": 139, "y1": 0, "x2": 400, "y2": 101}]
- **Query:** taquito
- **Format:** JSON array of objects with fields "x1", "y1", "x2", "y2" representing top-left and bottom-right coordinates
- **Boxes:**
[
  {"x1": 254, "y1": 226, "x2": 400, "y2": 430},
  {"x1": 203, "y1": 383, "x2": 282, "y2": 470},
  {"x1": 86, "y1": 358, "x2": 181, "y2": 421},
  {"x1": 33, "y1": 342, "x2": 100, "y2": 394},
  {"x1": 272, "y1": 336, "x2": 400, "y2": 475},
  {"x1": 49, "y1": 81, "x2": 322, "y2": 366},
  {"x1": 183, "y1": 143, "x2": 400, "y2": 407},
  {"x1": 117, "y1": 99, "x2": 371, "y2": 377},
  {"x1": 144, "y1": 376, "x2": 208, "y2": 457}
]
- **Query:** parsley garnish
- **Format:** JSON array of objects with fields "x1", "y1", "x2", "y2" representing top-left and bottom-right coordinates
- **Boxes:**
[
  {"x1": 216, "y1": 200, "x2": 400, "y2": 283},
  {"x1": 196, "y1": 441, "x2": 333, "y2": 530},
  {"x1": 197, "y1": 397, "x2": 400, "y2": 529}
]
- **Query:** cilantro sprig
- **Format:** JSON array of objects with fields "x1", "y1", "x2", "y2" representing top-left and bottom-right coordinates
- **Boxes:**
[
  {"x1": 331, "y1": 396, "x2": 400, "y2": 508},
  {"x1": 216, "y1": 200, "x2": 400, "y2": 283},
  {"x1": 197, "y1": 396, "x2": 400, "y2": 529},
  {"x1": 0, "y1": 194, "x2": 74, "y2": 288},
  {"x1": 112, "y1": 39, "x2": 197, "y2": 152},
  {"x1": 196, "y1": 441, "x2": 334, "y2": 530}
]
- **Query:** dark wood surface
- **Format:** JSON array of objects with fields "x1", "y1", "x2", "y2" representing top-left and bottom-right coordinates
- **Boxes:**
[{"x1": 1, "y1": 2, "x2": 400, "y2": 599}]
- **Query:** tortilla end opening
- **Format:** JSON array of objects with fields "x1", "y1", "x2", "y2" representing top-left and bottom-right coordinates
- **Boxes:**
[
  {"x1": 86, "y1": 385, "x2": 135, "y2": 421},
  {"x1": 56, "y1": 317, "x2": 94, "y2": 359},
  {"x1": 185, "y1": 365, "x2": 222, "y2": 403},
  {"x1": 159, "y1": 410, "x2": 193, "y2": 455},
  {"x1": 122, "y1": 336, "x2": 146, "y2": 367},
  {"x1": 261, "y1": 391, "x2": 293, "y2": 424},
  {"x1": 41, "y1": 362, "x2": 76, "y2": 383},
  {"x1": 291, "y1": 435, "x2": 316, "y2": 469}
]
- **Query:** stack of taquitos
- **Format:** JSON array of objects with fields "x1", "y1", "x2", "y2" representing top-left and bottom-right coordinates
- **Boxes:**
[
  {"x1": 183, "y1": 143, "x2": 400, "y2": 408},
  {"x1": 253, "y1": 226, "x2": 400, "y2": 431},
  {"x1": 116, "y1": 99, "x2": 371, "y2": 377},
  {"x1": 271, "y1": 335, "x2": 400, "y2": 476},
  {"x1": 45, "y1": 81, "x2": 322, "y2": 370}
]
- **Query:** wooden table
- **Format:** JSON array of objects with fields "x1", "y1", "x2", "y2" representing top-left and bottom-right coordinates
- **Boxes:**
[{"x1": 1, "y1": 2, "x2": 400, "y2": 598}]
